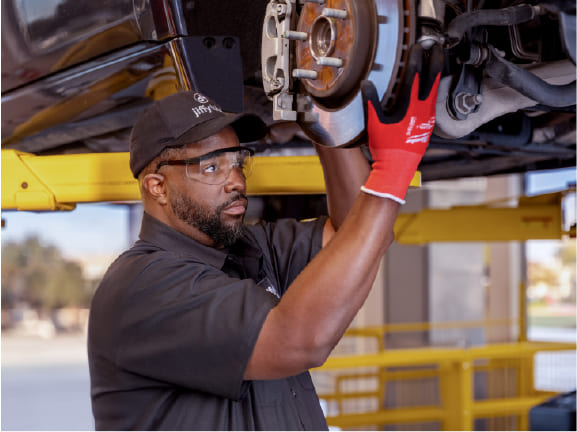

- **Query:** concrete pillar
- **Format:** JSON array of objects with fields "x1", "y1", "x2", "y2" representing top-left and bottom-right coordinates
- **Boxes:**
[
  {"x1": 427, "y1": 179, "x2": 487, "y2": 347},
  {"x1": 485, "y1": 174, "x2": 524, "y2": 343},
  {"x1": 383, "y1": 188, "x2": 430, "y2": 348}
]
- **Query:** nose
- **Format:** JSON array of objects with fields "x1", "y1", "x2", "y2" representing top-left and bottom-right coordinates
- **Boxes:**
[{"x1": 223, "y1": 166, "x2": 246, "y2": 193}]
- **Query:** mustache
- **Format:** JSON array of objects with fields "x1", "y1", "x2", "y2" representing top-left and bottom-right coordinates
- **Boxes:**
[{"x1": 219, "y1": 193, "x2": 248, "y2": 210}]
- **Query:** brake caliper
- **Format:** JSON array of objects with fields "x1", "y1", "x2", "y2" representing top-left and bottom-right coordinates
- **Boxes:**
[{"x1": 261, "y1": 0, "x2": 318, "y2": 122}]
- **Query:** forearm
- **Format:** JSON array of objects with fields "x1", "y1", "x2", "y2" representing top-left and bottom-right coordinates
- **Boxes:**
[
  {"x1": 281, "y1": 194, "x2": 397, "y2": 343},
  {"x1": 315, "y1": 143, "x2": 370, "y2": 230},
  {"x1": 245, "y1": 192, "x2": 398, "y2": 379}
]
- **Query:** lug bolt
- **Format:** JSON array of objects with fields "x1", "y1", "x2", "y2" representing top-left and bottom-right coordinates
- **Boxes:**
[
  {"x1": 321, "y1": 8, "x2": 347, "y2": 19},
  {"x1": 317, "y1": 56, "x2": 343, "y2": 67},
  {"x1": 282, "y1": 31, "x2": 308, "y2": 41},
  {"x1": 293, "y1": 69, "x2": 318, "y2": 79}
]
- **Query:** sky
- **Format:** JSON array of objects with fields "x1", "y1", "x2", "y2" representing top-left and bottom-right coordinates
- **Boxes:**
[
  {"x1": 1, "y1": 167, "x2": 575, "y2": 269},
  {"x1": 525, "y1": 167, "x2": 576, "y2": 197},
  {"x1": 1, "y1": 203, "x2": 132, "y2": 259}
]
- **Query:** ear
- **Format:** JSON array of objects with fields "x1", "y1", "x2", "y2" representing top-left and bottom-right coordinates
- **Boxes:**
[{"x1": 141, "y1": 173, "x2": 169, "y2": 205}]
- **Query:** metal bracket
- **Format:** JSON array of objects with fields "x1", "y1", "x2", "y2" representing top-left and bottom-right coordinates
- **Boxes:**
[{"x1": 171, "y1": 36, "x2": 244, "y2": 112}]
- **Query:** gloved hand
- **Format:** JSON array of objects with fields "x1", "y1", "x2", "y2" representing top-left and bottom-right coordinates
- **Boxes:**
[{"x1": 361, "y1": 43, "x2": 444, "y2": 204}]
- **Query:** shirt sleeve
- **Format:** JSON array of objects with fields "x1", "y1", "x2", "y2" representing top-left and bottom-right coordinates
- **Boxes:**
[
  {"x1": 246, "y1": 216, "x2": 327, "y2": 295},
  {"x1": 114, "y1": 253, "x2": 278, "y2": 400}
]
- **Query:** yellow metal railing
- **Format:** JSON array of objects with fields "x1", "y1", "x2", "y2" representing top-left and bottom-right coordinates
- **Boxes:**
[{"x1": 313, "y1": 321, "x2": 575, "y2": 431}]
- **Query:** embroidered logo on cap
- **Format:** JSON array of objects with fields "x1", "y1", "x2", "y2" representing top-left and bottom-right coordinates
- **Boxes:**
[
  {"x1": 193, "y1": 93, "x2": 209, "y2": 104},
  {"x1": 191, "y1": 104, "x2": 223, "y2": 118},
  {"x1": 191, "y1": 92, "x2": 222, "y2": 117}
]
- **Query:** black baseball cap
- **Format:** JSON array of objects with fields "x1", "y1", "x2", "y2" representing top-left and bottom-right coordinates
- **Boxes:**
[{"x1": 129, "y1": 91, "x2": 267, "y2": 178}]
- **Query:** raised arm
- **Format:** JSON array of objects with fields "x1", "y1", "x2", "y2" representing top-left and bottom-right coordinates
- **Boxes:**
[
  {"x1": 245, "y1": 43, "x2": 444, "y2": 381},
  {"x1": 314, "y1": 143, "x2": 370, "y2": 246}
]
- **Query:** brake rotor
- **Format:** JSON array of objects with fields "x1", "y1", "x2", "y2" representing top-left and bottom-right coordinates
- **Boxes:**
[
  {"x1": 296, "y1": 0, "x2": 415, "y2": 147},
  {"x1": 295, "y1": 0, "x2": 377, "y2": 106}
]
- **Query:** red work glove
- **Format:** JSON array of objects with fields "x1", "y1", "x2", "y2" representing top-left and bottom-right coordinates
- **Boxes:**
[{"x1": 361, "y1": 43, "x2": 443, "y2": 204}]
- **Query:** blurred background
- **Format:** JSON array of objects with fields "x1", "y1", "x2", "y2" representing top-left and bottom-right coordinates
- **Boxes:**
[{"x1": 2, "y1": 167, "x2": 575, "y2": 431}]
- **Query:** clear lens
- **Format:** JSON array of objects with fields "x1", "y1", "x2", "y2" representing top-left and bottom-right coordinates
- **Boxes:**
[{"x1": 185, "y1": 149, "x2": 253, "y2": 184}]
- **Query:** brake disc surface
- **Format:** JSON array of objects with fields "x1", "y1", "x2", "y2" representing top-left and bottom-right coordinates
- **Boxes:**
[{"x1": 297, "y1": 0, "x2": 414, "y2": 147}]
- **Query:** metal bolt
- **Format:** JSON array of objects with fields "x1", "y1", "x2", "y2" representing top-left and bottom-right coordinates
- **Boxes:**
[
  {"x1": 317, "y1": 56, "x2": 343, "y2": 67},
  {"x1": 276, "y1": 3, "x2": 287, "y2": 18},
  {"x1": 270, "y1": 76, "x2": 285, "y2": 89},
  {"x1": 203, "y1": 37, "x2": 216, "y2": 49},
  {"x1": 292, "y1": 69, "x2": 318, "y2": 79},
  {"x1": 454, "y1": 92, "x2": 482, "y2": 115},
  {"x1": 321, "y1": 8, "x2": 347, "y2": 19},
  {"x1": 282, "y1": 31, "x2": 308, "y2": 41},
  {"x1": 222, "y1": 37, "x2": 236, "y2": 49},
  {"x1": 21, "y1": 182, "x2": 28, "y2": 189}
]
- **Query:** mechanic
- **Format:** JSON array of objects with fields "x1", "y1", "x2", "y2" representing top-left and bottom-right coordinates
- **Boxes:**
[{"x1": 88, "y1": 44, "x2": 442, "y2": 430}]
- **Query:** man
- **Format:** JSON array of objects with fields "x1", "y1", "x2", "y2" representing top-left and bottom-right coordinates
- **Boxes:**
[{"x1": 88, "y1": 44, "x2": 442, "y2": 430}]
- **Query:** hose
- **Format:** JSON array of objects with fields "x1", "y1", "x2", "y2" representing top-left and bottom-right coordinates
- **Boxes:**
[
  {"x1": 485, "y1": 46, "x2": 576, "y2": 107},
  {"x1": 446, "y1": 4, "x2": 539, "y2": 46}
]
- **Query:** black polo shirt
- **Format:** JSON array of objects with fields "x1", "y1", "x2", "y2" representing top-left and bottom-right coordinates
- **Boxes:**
[{"x1": 88, "y1": 212, "x2": 329, "y2": 430}]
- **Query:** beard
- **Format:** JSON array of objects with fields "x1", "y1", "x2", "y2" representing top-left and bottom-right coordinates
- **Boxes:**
[{"x1": 170, "y1": 191, "x2": 246, "y2": 248}]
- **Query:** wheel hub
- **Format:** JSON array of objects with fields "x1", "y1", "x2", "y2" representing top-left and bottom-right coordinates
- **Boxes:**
[{"x1": 295, "y1": 0, "x2": 377, "y2": 106}]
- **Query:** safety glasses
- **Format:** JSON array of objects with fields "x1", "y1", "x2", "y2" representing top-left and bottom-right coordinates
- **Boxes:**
[{"x1": 155, "y1": 147, "x2": 254, "y2": 185}]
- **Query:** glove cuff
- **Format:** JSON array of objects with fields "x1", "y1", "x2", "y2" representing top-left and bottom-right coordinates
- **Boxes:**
[
  {"x1": 360, "y1": 186, "x2": 406, "y2": 204},
  {"x1": 363, "y1": 149, "x2": 422, "y2": 203}
]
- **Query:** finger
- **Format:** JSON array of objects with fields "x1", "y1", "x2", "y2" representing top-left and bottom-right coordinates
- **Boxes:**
[
  {"x1": 361, "y1": 80, "x2": 380, "y2": 111},
  {"x1": 378, "y1": 44, "x2": 424, "y2": 122},
  {"x1": 360, "y1": 80, "x2": 381, "y2": 123},
  {"x1": 398, "y1": 43, "x2": 424, "y2": 105}
]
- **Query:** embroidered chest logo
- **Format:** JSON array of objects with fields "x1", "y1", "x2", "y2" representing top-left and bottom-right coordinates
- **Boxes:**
[{"x1": 257, "y1": 277, "x2": 280, "y2": 299}]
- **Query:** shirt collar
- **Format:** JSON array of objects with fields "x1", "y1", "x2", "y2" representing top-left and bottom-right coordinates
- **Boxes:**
[
  {"x1": 139, "y1": 212, "x2": 227, "y2": 269},
  {"x1": 138, "y1": 212, "x2": 262, "y2": 271}
]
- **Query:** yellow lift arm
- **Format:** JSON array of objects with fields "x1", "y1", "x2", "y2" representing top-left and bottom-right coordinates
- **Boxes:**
[
  {"x1": 2, "y1": 149, "x2": 571, "y2": 243},
  {"x1": 395, "y1": 190, "x2": 573, "y2": 243},
  {"x1": 1, "y1": 149, "x2": 421, "y2": 211}
]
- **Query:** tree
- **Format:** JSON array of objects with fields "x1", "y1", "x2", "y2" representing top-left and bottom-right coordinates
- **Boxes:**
[
  {"x1": 556, "y1": 239, "x2": 576, "y2": 303},
  {"x1": 527, "y1": 261, "x2": 560, "y2": 289},
  {"x1": 556, "y1": 239, "x2": 576, "y2": 266},
  {"x1": 1, "y1": 236, "x2": 89, "y2": 311}
]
